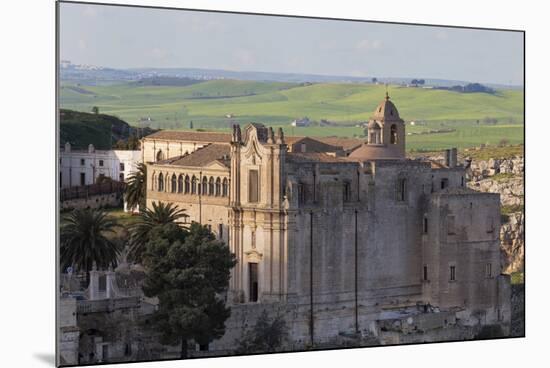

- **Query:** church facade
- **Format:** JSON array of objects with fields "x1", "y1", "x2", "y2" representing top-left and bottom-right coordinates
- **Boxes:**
[{"x1": 142, "y1": 95, "x2": 511, "y2": 347}]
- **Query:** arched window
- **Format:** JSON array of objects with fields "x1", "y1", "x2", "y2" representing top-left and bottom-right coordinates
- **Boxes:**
[
  {"x1": 209, "y1": 177, "x2": 214, "y2": 195},
  {"x1": 390, "y1": 124, "x2": 398, "y2": 144},
  {"x1": 215, "y1": 177, "x2": 221, "y2": 196},
  {"x1": 191, "y1": 175, "x2": 197, "y2": 194},
  {"x1": 222, "y1": 178, "x2": 228, "y2": 197},
  {"x1": 185, "y1": 175, "x2": 190, "y2": 194},
  {"x1": 202, "y1": 176, "x2": 208, "y2": 195},
  {"x1": 156, "y1": 150, "x2": 165, "y2": 161},
  {"x1": 152, "y1": 173, "x2": 157, "y2": 191},
  {"x1": 177, "y1": 174, "x2": 183, "y2": 193},
  {"x1": 343, "y1": 181, "x2": 351, "y2": 202},
  {"x1": 158, "y1": 173, "x2": 164, "y2": 192},
  {"x1": 171, "y1": 174, "x2": 177, "y2": 193}
]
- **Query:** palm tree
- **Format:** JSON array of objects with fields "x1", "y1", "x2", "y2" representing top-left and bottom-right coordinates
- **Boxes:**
[
  {"x1": 127, "y1": 201, "x2": 189, "y2": 263},
  {"x1": 60, "y1": 209, "x2": 120, "y2": 285},
  {"x1": 124, "y1": 163, "x2": 147, "y2": 212}
]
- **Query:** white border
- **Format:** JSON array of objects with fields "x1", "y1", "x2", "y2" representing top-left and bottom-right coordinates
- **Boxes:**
[{"x1": 2, "y1": 1, "x2": 547, "y2": 367}]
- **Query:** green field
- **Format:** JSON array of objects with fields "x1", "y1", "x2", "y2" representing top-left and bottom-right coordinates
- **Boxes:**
[{"x1": 60, "y1": 80, "x2": 524, "y2": 151}]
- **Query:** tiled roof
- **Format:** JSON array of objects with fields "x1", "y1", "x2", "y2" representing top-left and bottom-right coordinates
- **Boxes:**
[
  {"x1": 144, "y1": 130, "x2": 232, "y2": 143},
  {"x1": 314, "y1": 137, "x2": 364, "y2": 151},
  {"x1": 286, "y1": 152, "x2": 351, "y2": 163},
  {"x1": 155, "y1": 144, "x2": 231, "y2": 168}
]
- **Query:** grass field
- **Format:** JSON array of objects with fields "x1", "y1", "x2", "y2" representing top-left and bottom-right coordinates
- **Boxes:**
[{"x1": 60, "y1": 79, "x2": 524, "y2": 151}]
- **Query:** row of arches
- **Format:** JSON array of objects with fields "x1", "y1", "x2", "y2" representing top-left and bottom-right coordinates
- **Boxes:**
[{"x1": 153, "y1": 172, "x2": 229, "y2": 197}]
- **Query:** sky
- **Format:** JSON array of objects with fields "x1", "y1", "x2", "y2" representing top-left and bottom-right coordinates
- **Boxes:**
[{"x1": 59, "y1": 2, "x2": 524, "y2": 85}]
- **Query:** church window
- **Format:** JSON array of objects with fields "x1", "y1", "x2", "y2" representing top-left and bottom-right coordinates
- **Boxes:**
[
  {"x1": 248, "y1": 170, "x2": 259, "y2": 203},
  {"x1": 249, "y1": 263, "x2": 259, "y2": 302},
  {"x1": 486, "y1": 263, "x2": 492, "y2": 278},
  {"x1": 209, "y1": 177, "x2": 215, "y2": 195},
  {"x1": 120, "y1": 163, "x2": 125, "y2": 171},
  {"x1": 156, "y1": 150, "x2": 164, "y2": 162},
  {"x1": 98, "y1": 275, "x2": 106, "y2": 292},
  {"x1": 397, "y1": 177, "x2": 407, "y2": 201},
  {"x1": 423, "y1": 217, "x2": 428, "y2": 233},
  {"x1": 447, "y1": 215, "x2": 455, "y2": 235},
  {"x1": 178, "y1": 174, "x2": 183, "y2": 193},
  {"x1": 99, "y1": 160, "x2": 104, "y2": 167},
  {"x1": 487, "y1": 217, "x2": 495, "y2": 234},
  {"x1": 298, "y1": 183, "x2": 306, "y2": 205},
  {"x1": 218, "y1": 224, "x2": 223, "y2": 239},
  {"x1": 80, "y1": 158, "x2": 85, "y2": 166},
  {"x1": 343, "y1": 181, "x2": 352, "y2": 202},
  {"x1": 80, "y1": 172, "x2": 86, "y2": 186},
  {"x1": 423, "y1": 265, "x2": 428, "y2": 281},
  {"x1": 215, "y1": 177, "x2": 221, "y2": 196},
  {"x1": 158, "y1": 173, "x2": 164, "y2": 192},
  {"x1": 449, "y1": 265, "x2": 456, "y2": 281},
  {"x1": 222, "y1": 178, "x2": 229, "y2": 197},
  {"x1": 441, "y1": 178, "x2": 449, "y2": 189},
  {"x1": 185, "y1": 175, "x2": 190, "y2": 193},
  {"x1": 390, "y1": 124, "x2": 398, "y2": 144},
  {"x1": 171, "y1": 174, "x2": 177, "y2": 193}
]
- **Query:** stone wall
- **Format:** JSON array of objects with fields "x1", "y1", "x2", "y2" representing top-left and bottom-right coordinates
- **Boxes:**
[{"x1": 60, "y1": 192, "x2": 123, "y2": 211}]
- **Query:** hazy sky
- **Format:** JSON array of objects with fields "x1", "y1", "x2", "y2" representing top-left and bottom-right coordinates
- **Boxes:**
[{"x1": 59, "y1": 2, "x2": 524, "y2": 85}]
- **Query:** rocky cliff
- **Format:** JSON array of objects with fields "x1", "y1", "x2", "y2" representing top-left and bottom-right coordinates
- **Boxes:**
[{"x1": 465, "y1": 156, "x2": 524, "y2": 273}]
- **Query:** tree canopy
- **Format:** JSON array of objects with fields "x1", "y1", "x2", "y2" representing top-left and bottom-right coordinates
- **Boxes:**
[{"x1": 141, "y1": 222, "x2": 236, "y2": 358}]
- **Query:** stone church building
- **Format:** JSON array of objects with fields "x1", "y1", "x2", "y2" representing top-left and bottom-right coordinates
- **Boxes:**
[{"x1": 141, "y1": 94, "x2": 511, "y2": 348}]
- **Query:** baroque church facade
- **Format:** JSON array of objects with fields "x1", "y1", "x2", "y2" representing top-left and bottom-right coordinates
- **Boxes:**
[{"x1": 142, "y1": 95, "x2": 511, "y2": 346}]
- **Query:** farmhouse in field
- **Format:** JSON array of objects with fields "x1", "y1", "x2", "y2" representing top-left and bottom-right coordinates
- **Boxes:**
[
  {"x1": 140, "y1": 93, "x2": 511, "y2": 349},
  {"x1": 291, "y1": 117, "x2": 311, "y2": 127}
]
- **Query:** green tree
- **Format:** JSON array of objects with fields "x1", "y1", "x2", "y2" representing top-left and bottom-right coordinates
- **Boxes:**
[
  {"x1": 235, "y1": 310, "x2": 288, "y2": 354},
  {"x1": 60, "y1": 209, "x2": 120, "y2": 285},
  {"x1": 142, "y1": 223, "x2": 236, "y2": 358},
  {"x1": 124, "y1": 163, "x2": 147, "y2": 213},
  {"x1": 92, "y1": 106, "x2": 99, "y2": 114},
  {"x1": 189, "y1": 120, "x2": 194, "y2": 129},
  {"x1": 127, "y1": 201, "x2": 188, "y2": 263}
]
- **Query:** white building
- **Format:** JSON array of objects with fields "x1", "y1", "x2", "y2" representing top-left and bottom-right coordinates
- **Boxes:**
[{"x1": 59, "y1": 142, "x2": 141, "y2": 188}]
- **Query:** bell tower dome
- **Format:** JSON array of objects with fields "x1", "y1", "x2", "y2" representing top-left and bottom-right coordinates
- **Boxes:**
[{"x1": 350, "y1": 92, "x2": 406, "y2": 160}]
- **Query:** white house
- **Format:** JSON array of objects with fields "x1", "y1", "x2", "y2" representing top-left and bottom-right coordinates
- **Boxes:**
[{"x1": 59, "y1": 143, "x2": 141, "y2": 188}]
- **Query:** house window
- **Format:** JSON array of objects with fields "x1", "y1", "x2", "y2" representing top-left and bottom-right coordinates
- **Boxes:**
[
  {"x1": 423, "y1": 265, "x2": 428, "y2": 281},
  {"x1": 218, "y1": 224, "x2": 223, "y2": 239},
  {"x1": 171, "y1": 174, "x2": 177, "y2": 193},
  {"x1": 486, "y1": 263, "x2": 492, "y2": 278},
  {"x1": 222, "y1": 178, "x2": 229, "y2": 197},
  {"x1": 202, "y1": 176, "x2": 208, "y2": 195},
  {"x1": 248, "y1": 170, "x2": 259, "y2": 203},
  {"x1": 119, "y1": 173, "x2": 124, "y2": 182},
  {"x1": 215, "y1": 178, "x2": 221, "y2": 196},
  {"x1": 158, "y1": 173, "x2": 164, "y2": 192},
  {"x1": 99, "y1": 160, "x2": 104, "y2": 167},
  {"x1": 209, "y1": 177, "x2": 215, "y2": 195},
  {"x1": 80, "y1": 158, "x2": 85, "y2": 166},
  {"x1": 98, "y1": 275, "x2": 106, "y2": 291},
  {"x1": 397, "y1": 177, "x2": 407, "y2": 201},
  {"x1": 441, "y1": 178, "x2": 449, "y2": 189},
  {"x1": 423, "y1": 217, "x2": 428, "y2": 233},
  {"x1": 178, "y1": 175, "x2": 184, "y2": 193},
  {"x1": 191, "y1": 176, "x2": 197, "y2": 194},
  {"x1": 120, "y1": 163, "x2": 125, "y2": 171},
  {"x1": 449, "y1": 265, "x2": 456, "y2": 281},
  {"x1": 80, "y1": 172, "x2": 86, "y2": 186},
  {"x1": 249, "y1": 263, "x2": 259, "y2": 302}
]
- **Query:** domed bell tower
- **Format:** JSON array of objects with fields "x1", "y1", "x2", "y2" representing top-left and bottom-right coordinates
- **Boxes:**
[{"x1": 365, "y1": 92, "x2": 406, "y2": 157}]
